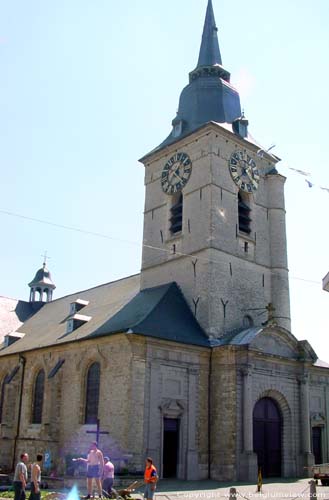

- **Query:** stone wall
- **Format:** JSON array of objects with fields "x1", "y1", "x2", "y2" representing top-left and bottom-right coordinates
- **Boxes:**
[{"x1": 210, "y1": 346, "x2": 237, "y2": 481}]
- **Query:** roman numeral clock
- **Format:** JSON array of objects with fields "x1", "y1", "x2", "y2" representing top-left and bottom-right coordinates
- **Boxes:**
[
  {"x1": 229, "y1": 150, "x2": 260, "y2": 192},
  {"x1": 161, "y1": 152, "x2": 192, "y2": 194}
]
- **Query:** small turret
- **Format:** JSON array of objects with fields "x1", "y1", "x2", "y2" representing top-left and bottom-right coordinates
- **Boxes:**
[{"x1": 28, "y1": 261, "x2": 56, "y2": 303}]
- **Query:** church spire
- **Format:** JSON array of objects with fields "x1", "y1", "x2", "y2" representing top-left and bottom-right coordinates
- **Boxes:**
[
  {"x1": 151, "y1": 0, "x2": 242, "y2": 152},
  {"x1": 197, "y1": 0, "x2": 222, "y2": 68}
]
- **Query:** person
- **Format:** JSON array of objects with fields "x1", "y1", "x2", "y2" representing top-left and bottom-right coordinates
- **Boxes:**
[
  {"x1": 144, "y1": 457, "x2": 158, "y2": 500},
  {"x1": 13, "y1": 453, "x2": 29, "y2": 500},
  {"x1": 74, "y1": 442, "x2": 104, "y2": 499},
  {"x1": 29, "y1": 454, "x2": 43, "y2": 500},
  {"x1": 102, "y1": 457, "x2": 114, "y2": 498}
]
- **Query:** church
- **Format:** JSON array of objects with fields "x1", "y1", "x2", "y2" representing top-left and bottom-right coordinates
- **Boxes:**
[{"x1": 1, "y1": 0, "x2": 329, "y2": 482}]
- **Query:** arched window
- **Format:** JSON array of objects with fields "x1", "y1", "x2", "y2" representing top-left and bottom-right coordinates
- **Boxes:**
[
  {"x1": 0, "y1": 376, "x2": 7, "y2": 423},
  {"x1": 32, "y1": 369, "x2": 45, "y2": 424},
  {"x1": 85, "y1": 362, "x2": 100, "y2": 424}
]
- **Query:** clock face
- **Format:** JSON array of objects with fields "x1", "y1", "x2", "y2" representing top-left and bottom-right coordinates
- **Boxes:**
[
  {"x1": 161, "y1": 152, "x2": 192, "y2": 194},
  {"x1": 229, "y1": 150, "x2": 260, "y2": 192}
]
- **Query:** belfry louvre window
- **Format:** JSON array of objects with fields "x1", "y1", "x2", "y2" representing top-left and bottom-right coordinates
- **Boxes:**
[
  {"x1": 170, "y1": 193, "x2": 183, "y2": 234},
  {"x1": 238, "y1": 192, "x2": 252, "y2": 234},
  {"x1": 85, "y1": 362, "x2": 100, "y2": 424},
  {"x1": 32, "y1": 369, "x2": 45, "y2": 424}
]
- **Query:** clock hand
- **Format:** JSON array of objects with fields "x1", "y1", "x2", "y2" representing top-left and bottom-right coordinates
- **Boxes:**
[
  {"x1": 172, "y1": 169, "x2": 184, "y2": 182},
  {"x1": 168, "y1": 166, "x2": 177, "y2": 181}
]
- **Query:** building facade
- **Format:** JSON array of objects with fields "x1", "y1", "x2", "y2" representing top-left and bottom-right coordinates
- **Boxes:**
[{"x1": 1, "y1": 0, "x2": 329, "y2": 482}]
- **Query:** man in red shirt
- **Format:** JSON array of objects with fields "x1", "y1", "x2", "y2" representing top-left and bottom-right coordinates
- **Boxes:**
[{"x1": 144, "y1": 457, "x2": 158, "y2": 500}]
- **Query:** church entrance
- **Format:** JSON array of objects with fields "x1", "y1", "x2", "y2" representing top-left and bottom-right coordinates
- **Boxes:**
[
  {"x1": 312, "y1": 427, "x2": 322, "y2": 464},
  {"x1": 162, "y1": 418, "x2": 179, "y2": 478},
  {"x1": 253, "y1": 397, "x2": 282, "y2": 477}
]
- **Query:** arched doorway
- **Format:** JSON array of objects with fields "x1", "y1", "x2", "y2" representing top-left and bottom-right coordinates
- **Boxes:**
[{"x1": 253, "y1": 397, "x2": 282, "y2": 477}]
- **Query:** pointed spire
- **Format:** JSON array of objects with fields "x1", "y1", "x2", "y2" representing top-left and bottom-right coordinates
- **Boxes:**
[
  {"x1": 197, "y1": 0, "x2": 222, "y2": 67},
  {"x1": 147, "y1": 0, "x2": 242, "y2": 152}
]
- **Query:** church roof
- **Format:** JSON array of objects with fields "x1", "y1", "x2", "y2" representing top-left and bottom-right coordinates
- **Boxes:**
[
  {"x1": 90, "y1": 281, "x2": 209, "y2": 347},
  {"x1": 0, "y1": 276, "x2": 209, "y2": 356},
  {"x1": 213, "y1": 326, "x2": 263, "y2": 346},
  {"x1": 0, "y1": 296, "x2": 35, "y2": 346}
]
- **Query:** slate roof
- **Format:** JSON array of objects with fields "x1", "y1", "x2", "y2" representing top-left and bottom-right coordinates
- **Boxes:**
[
  {"x1": 0, "y1": 297, "x2": 35, "y2": 346},
  {"x1": 90, "y1": 281, "x2": 209, "y2": 347},
  {"x1": 212, "y1": 326, "x2": 263, "y2": 346},
  {"x1": 196, "y1": 0, "x2": 222, "y2": 68},
  {"x1": 149, "y1": 0, "x2": 241, "y2": 152},
  {"x1": 0, "y1": 276, "x2": 209, "y2": 356},
  {"x1": 140, "y1": 121, "x2": 280, "y2": 165}
]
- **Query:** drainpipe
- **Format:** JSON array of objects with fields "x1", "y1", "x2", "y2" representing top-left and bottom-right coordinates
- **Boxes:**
[
  {"x1": 208, "y1": 348, "x2": 213, "y2": 479},
  {"x1": 12, "y1": 354, "x2": 26, "y2": 471}
]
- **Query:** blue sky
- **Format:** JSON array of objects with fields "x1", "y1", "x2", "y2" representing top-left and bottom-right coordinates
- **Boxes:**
[{"x1": 1, "y1": 1, "x2": 329, "y2": 360}]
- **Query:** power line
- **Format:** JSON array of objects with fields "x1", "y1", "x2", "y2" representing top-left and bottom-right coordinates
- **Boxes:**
[{"x1": 0, "y1": 208, "x2": 323, "y2": 287}]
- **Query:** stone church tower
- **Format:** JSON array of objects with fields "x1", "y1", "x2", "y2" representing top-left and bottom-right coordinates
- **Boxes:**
[{"x1": 140, "y1": 0, "x2": 290, "y2": 337}]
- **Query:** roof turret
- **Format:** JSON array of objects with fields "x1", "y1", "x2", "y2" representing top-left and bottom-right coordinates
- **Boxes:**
[
  {"x1": 28, "y1": 261, "x2": 56, "y2": 303},
  {"x1": 29, "y1": 262, "x2": 56, "y2": 288}
]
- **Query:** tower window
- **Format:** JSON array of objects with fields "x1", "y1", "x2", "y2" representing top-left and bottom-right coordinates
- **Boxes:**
[
  {"x1": 238, "y1": 192, "x2": 252, "y2": 234},
  {"x1": 170, "y1": 193, "x2": 183, "y2": 235}
]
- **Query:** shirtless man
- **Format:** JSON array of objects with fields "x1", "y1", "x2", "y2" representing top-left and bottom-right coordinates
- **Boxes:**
[
  {"x1": 30, "y1": 454, "x2": 43, "y2": 500},
  {"x1": 75, "y1": 442, "x2": 104, "y2": 498}
]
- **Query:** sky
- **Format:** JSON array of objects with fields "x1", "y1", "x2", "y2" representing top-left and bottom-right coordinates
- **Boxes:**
[{"x1": 1, "y1": 1, "x2": 329, "y2": 359}]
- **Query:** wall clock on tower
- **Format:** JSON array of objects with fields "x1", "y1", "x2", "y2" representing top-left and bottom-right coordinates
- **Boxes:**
[
  {"x1": 229, "y1": 150, "x2": 260, "y2": 193},
  {"x1": 161, "y1": 152, "x2": 192, "y2": 194}
]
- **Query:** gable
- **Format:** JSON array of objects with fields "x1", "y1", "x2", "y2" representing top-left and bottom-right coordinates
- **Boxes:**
[
  {"x1": 217, "y1": 325, "x2": 318, "y2": 363},
  {"x1": 251, "y1": 330, "x2": 299, "y2": 360}
]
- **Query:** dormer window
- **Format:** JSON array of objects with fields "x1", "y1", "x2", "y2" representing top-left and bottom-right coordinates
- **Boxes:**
[
  {"x1": 67, "y1": 319, "x2": 74, "y2": 334},
  {"x1": 4, "y1": 332, "x2": 25, "y2": 347},
  {"x1": 172, "y1": 117, "x2": 183, "y2": 138},
  {"x1": 66, "y1": 299, "x2": 91, "y2": 334},
  {"x1": 66, "y1": 314, "x2": 91, "y2": 334},
  {"x1": 69, "y1": 299, "x2": 89, "y2": 315}
]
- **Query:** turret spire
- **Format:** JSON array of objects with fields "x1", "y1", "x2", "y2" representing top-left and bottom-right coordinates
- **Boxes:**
[{"x1": 197, "y1": 0, "x2": 222, "y2": 67}]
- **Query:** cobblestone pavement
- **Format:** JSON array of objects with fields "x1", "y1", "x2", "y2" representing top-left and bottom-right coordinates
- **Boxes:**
[{"x1": 142, "y1": 478, "x2": 329, "y2": 500}]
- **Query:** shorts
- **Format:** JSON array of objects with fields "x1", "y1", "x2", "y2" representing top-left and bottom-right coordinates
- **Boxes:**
[
  {"x1": 144, "y1": 483, "x2": 156, "y2": 499},
  {"x1": 87, "y1": 465, "x2": 101, "y2": 478}
]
